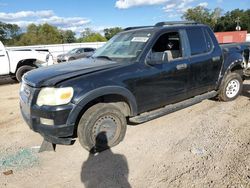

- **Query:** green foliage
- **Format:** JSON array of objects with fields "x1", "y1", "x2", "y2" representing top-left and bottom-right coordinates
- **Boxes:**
[
  {"x1": 183, "y1": 7, "x2": 250, "y2": 32},
  {"x1": 60, "y1": 30, "x2": 76, "y2": 43},
  {"x1": 78, "y1": 28, "x2": 107, "y2": 42},
  {"x1": 182, "y1": 6, "x2": 222, "y2": 29},
  {"x1": 215, "y1": 9, "x2": 250, "y2": 32},
  {"x1": 17, "y1": 23, "x2": 62, "y2": 45},
  {"x1": 0, "y1": 22, "x2": 21, "y2": 45},
  {"x1": 104, "y1": 27, "x2": 123, "y2": 40}
]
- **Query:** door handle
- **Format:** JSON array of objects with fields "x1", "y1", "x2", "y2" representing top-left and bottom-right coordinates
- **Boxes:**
[
  {"x1": 212, "y1": 56, "x2": 221, "y2": 62},
  {"x1": 176, "y1": 63, "x2": 187, "y2": 70}
]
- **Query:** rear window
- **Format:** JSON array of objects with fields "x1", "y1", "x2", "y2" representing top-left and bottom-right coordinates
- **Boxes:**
[
  {"x1": 186, "y1": 28, "x2": 207, "y2": 56},
  {"x1": 85, "y1": 48, "x2": 95, "y2": 52},
  {"x1": 204, "y1": 29, "x2": 213, "y2": 51}
]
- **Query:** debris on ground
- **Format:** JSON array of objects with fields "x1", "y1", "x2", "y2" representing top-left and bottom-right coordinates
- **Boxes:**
[
  {"x1": 0, "y1": 148, "x2": 39, "y2": 171},
  {"x1": 3, "y1": 170, "x2": 13, "y2": 176}
]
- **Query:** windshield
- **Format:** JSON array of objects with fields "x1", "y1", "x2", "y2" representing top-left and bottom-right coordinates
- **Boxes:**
[
  {"x1": 93, "y1": 30, "x2": 153, "y2": 62},
  {"x1": 68, "y1": 48, "x2": 79, "y2": 54}
]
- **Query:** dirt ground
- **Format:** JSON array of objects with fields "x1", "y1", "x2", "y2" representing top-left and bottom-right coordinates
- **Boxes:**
[{"x1": 0, "y1": 78, "x2": 250, "y2": 188}]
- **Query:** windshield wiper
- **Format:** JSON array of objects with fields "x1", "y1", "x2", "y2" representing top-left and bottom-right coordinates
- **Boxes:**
[{"x1": 95, "y1": 55, "x2": 113, "y2": 61}]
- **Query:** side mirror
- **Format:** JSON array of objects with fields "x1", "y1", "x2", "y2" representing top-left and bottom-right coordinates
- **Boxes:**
[{"x1": 146, "y1": 50, "x2": 168, "y2": 65}]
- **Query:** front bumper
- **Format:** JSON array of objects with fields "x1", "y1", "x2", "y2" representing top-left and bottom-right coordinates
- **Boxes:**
[
  {"x1": 20, "y1": 84, "x2": 77, "y2": 145},
  {"x1": 57, "y1": 59, "x2": 67, "y2": 63},
  {"x1": 57, "y1": 56, "x2": 68, "y2": 63}
]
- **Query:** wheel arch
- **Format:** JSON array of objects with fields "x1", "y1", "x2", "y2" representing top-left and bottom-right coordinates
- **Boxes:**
[
  {"x1": 15, "y1": 59, "x2": 37, "y2": 73},
  {"x1": 77, "y1": 86, "x2": 137, "y2": 115},
  {"x1": 217, "y1": 53, "x2": 244, "y2": 90},
  {"x1": 66, "y1": 86, "x2": 138, "y2": 132},
  {"x1": 223, "y1": 52, "x2": 244, "y2": 71}
]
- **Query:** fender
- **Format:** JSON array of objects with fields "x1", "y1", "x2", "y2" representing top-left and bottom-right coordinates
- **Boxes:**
[
  {"x1": 217, "y1": 52, "x2": 244, "y2": 90},
  {"x1": 66, "y1": 86, "x2": 138, "y2": 126},
  {"x1": 15, "y1": 59, "x2": 38, "y2": 72},
  {"x1": 76, "y1": 86, "x2": 137, "y2": 115}
]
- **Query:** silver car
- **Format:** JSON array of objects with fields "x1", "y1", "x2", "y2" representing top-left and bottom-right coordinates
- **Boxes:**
[{"x1": 57, "y1": 47, "x2": 96, "y2": 63}]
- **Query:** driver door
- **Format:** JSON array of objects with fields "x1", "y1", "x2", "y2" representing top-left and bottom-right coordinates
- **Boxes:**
[{"x1": 135, "y1": 30, "x2": 190, "y2": 112}]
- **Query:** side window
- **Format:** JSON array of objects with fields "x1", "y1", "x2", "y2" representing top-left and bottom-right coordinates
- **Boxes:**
[
  {"x1": 77, "y1": 49, "x2": 84, "y2": 53},
  {"x1": 186, "y1": 28, "x2": 207, "y2": 56},
  {"x1": 152, "y1": 31, "x2": 182, "y2": 61},
  {"x1": 85, "y1": 48, "x2": 94, "y2": 52},
  {"x1": 204, "y1": 29, "x2": 213, "y2": 52}
]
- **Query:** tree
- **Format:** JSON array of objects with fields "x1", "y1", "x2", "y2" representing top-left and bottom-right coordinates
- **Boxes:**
[
  {"x1": 60, "y1": 30, "x2": 76, "y2": 43},
  {"x1": 5, "y1": 23, "x2": 20, "y2": 39},
  {"x1": 211, "y1": 8, "x2": 223, "y2": 26},
  {"x1": 182, "y1": 6, "x2": 221, "y2": 29},
  {"x1": 0, "y1": 22, "x2": 20, "y2": 45},
  {"x1": 215, "y1": 9, "x2": 250, "y2": 32},
  {"x1": 17, "y1": 24, "x2": 39, "y2": 45},
  {"x1": 78, "y1": 28, "x2": 107, "y2": 42},
  {"x1": 37, "y1": 23, "x2": 62, "y2": 44},
  {"x1": 18, "y1": 23, "x2": 62, "y2": 45},
  {"x1": 104, "y1": 27, "x2": 122, "y2": 40},
  {"x1": 183, "y1": 7, "x2": 250, "y2": 32}
]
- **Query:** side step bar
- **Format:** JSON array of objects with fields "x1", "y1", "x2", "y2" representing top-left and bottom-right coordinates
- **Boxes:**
[{"x1": 129, "y1": 90, "x2": 217, "y2": 124}]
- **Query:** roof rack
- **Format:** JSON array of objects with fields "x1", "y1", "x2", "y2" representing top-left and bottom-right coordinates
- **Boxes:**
[
  {"x1": 123, "y1": 26, "x2": 152, "y2": 31},
  {"x1": 123, "y1": 21, "x2": 199, "y2": 31},
  {"x1": 155, "y1": 21, "x2": 199, "y2": 27}
]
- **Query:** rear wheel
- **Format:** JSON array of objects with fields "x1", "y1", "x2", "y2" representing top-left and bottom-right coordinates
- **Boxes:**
[
  {"x1": 218, "y1": 72, "x2": 243, "y2": 101},
  {"x1": 16, "y1": 65, "x2": 35, "y2": 82},
  {"x1": 77, "y1": 103, "x2": 127, "y2": 152}
]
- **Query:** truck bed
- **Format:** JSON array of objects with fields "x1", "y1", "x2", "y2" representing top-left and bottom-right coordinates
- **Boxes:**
[
  {"x1": 220, "y1": 42, "x2": 250, "y2": 51},
  {"x1": 220, "y1": 42, "x2": 250, "y2": 69}
]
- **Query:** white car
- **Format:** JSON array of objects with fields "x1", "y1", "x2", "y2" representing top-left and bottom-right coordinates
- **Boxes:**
[{"x1": 0, "y1": 41, "x2": 53, "y2": 82}]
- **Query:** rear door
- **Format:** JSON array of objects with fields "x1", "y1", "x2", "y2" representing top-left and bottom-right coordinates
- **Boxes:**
[
  {"x1": 0, "y1": 42, "x2": 10, "y2": 75},
  {"x1": 185, "y1": 27, "x2": 221, "y2": 97},
  {"x1": 84, "y1": 48, "x2": 95, "y2": 57},
  {"x1": 76, "y1": 48, "x2": 85, "y2": 59}
]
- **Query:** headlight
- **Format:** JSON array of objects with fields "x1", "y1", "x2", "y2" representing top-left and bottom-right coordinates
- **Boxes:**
[
  {"x1": 37, "y1": 87, "x2": 74, "y2": 106},
  {"x1": 65, "y1": 56, "x2": 69, "y2": 61}
]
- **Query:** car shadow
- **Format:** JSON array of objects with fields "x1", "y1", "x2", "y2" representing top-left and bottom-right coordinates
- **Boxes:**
[{"x1": 81, "y1": 132, "x2": 131, "y2": 188}]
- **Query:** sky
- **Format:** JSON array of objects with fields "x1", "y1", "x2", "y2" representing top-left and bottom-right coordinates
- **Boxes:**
[{"x1": 0, "y1": 0, "x2": 249, "y2": 34}]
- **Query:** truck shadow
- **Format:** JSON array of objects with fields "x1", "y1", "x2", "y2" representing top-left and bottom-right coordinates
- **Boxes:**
[
  {"x1": 0, "y1": 78, "x2": 18, "y2": 85},
  {"x1": 242, "y1": 83, "x2": 250, "y2": 98},
  {"x1": 81, "y1": 132, "x2": 131, "y2": 188}
]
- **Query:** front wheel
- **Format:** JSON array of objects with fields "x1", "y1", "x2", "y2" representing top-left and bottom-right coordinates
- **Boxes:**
[
  {"x1": 218, "y1": 72, "x2": 243, "y2": 101},
  {"x1": 16, "y1": 65, "x2": 35, "y2": 82},
  {"x1": 68, "y1": 57, "x2": 75, "y2": 61},
  {"x1": 77, "y1": 103, "x2": 127, "y2": 152}
]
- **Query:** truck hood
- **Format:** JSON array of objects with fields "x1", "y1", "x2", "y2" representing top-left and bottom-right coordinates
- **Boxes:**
[{"x1": 23, "y1": 58, "x2": 122, "y2": 87}]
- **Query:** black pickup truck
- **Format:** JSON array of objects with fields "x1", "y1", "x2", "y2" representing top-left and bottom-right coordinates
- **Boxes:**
[{"x1": 20, "y1": 21, "x2": 250, "y2": 152}]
